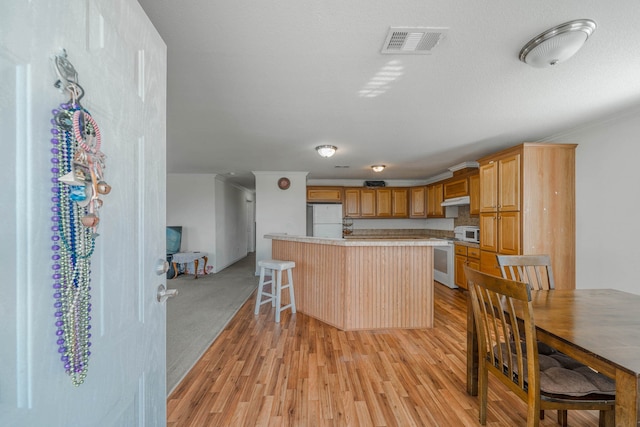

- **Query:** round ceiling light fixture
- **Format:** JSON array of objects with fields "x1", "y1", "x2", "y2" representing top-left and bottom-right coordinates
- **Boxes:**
[
  {"x1": 519, "y1": 19, "x2": 597, "y2": 68},
  {"x1": 371, "y1": 165, "x2": 386, "y2": 172},
  {"x1": 315, "y1": 145, "x2": 337, "y2": 158}
]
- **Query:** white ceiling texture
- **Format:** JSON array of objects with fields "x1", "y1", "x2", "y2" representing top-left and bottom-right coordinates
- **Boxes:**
[{"x1": 137, "y1": 0, "x2": 640, "y2": 190}]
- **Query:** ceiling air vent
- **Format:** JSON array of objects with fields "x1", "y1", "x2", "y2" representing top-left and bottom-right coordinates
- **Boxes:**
[{"x1": 381, "y1": 27, "x2": 447, "y2": 55}]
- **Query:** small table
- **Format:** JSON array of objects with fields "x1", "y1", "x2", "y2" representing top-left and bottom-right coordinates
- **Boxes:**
[{"x1": 170, "y1": 252, "x2": 208, "y2": 279}]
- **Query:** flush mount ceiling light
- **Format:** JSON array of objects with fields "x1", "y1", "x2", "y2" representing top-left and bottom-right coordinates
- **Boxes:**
[
  {"x1": 315, "y1": 145, "x2": 337, "y2": 158},
  {"x1": 519, "y1": 19, "x2": 597, "y2": 68},
  {"x1": 371, "y1": 165, "x2": 386, "y2": 172}
]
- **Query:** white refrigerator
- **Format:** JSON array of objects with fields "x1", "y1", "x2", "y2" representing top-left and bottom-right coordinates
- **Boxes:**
[{"x1": 307, "y1": 204, "x2": 343, "y2": 238}]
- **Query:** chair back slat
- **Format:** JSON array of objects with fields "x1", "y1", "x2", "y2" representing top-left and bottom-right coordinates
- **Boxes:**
[{"x1": 497, "y1": 254, "x2": 555, "y2": 290}]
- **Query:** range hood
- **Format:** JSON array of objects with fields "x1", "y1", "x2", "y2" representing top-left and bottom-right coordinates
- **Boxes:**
[{"x1": 441, "y1": 196, "x2": 470, "y2": 207}]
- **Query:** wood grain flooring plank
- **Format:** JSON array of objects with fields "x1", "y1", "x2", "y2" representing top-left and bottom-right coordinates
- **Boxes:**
[{"x1": 167, "y1": 283, "x2": 602, "y2": 426}]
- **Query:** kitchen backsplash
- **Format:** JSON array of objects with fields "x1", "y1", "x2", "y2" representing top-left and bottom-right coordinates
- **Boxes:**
[
  {"x1": 348, "y1": 228, "x2": 455, "y2": 239},
  {"x1": 348, "y1": 205, "x2": 478, "y2": 239},
  {"x1": 453, "y1": 205, "x2": 479, "y2": 228}
]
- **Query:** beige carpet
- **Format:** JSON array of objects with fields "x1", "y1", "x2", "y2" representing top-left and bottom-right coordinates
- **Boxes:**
[{"x1": 166, "y1": 252, "x2": 257, "y2": 394}]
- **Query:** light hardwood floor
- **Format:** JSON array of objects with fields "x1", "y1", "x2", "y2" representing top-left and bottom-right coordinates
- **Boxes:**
[{"x1": 167, "y1": 283, "x2": 601, "y2": 426}]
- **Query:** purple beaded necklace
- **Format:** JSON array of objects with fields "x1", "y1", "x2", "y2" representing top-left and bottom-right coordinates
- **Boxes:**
[{"x1": 50, "y1": 51, "x2": 109, "y2": 386}]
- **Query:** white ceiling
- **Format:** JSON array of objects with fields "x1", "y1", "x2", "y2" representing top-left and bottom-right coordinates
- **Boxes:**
[{"x1": 137, "y1": 0, "x2": 640, "y2": 190}]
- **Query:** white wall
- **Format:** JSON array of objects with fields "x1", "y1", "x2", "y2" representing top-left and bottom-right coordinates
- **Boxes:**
[
  {"x1": 254, "y1": 171, "x2": 308, "y2": 274},
  {"x1": 166, "y1": 174, "x2": 217, "y2": 263},
  {"x1": 215, "y1": 179, "x2": 254, "y2": 270},
  {"x1": 546, "y1": 106, "x2": 640, "y2": 294},
  {"x1": 167, "y1": 173, "x2": 254, "y2": 272}
]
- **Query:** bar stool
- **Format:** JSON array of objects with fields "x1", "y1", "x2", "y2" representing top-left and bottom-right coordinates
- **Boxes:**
[{"x1": 254, "y1": 259, "x2": 296, "y2": 322}]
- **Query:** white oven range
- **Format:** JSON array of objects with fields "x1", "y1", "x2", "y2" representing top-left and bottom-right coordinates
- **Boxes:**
[{"x1": 433, "y1": 239, "x2": 456, "y2": 288}]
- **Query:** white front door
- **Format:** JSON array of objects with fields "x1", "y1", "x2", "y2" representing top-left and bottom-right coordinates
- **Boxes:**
[{"x1": 0, "y1": 1, "x2": 168, "y2": 426}]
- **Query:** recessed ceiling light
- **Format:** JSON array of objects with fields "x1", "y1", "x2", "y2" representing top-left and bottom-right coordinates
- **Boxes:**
[{"x1": 371, "y1": 165, "x2": 386, "y2": 172}]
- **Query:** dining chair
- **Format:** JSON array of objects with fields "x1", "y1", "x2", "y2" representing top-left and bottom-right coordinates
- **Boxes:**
[
  {"x1": 497, "y1": 254, "x2": 559, "y2": 422},
  {"x1": 496, "y1": 254, "x2": 555, "y2": 290},
  {"x1": 464, "y1": 266, "x2": 615, "y2": 427}
]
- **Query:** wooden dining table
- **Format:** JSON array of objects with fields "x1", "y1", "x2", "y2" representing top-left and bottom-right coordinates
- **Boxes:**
[{"x1": 466, "y1": 288, "x2": 640, "y2": 426}]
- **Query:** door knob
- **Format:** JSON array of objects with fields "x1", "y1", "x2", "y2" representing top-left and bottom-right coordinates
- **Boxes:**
[
  {"x1": 156, "y1": 258, "x2": 170, "y2": 275},
  {"x1": 157, "y1": 284, "x2": 178, "y2": 303}
]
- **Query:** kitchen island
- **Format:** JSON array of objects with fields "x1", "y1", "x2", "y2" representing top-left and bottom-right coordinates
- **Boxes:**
[{"x1": 265, "y1": 234, "x2": 450, "y2": 330}]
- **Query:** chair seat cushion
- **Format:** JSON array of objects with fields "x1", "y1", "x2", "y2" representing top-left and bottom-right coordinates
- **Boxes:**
[
  {"x1": 542, "y1": 352, "x2": 615, "y2": 396},
  {"x1": 495, "y1": 343, "x2": 616, "y2": 397}
]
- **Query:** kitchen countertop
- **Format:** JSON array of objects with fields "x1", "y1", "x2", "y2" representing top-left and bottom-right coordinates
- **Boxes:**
[{"x1": 265, "y1": 233, "x2": 451, "y2": 247}]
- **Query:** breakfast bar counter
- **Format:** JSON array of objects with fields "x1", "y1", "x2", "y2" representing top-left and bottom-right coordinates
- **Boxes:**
[{"x1": 265, "y1": 234, "x2": 449, "y2": 330}]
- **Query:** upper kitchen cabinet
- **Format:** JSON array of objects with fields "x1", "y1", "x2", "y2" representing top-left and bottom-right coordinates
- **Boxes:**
[
  {"x1": 360, "y1": 188, "x2": 377, "y2": 217},
  {"x1": 409, "y1": 186, "x2": 427, "y2": 218},
  {"x1": 443, "y1": 177, "x2": 469, "y2": 199},
  {"x1": 343, "y1": 188, "x2": 361, "y2": 217},
  {"x1": 479, "y1": 153, "x2": 520, "y2": 212},
  {"x1": 376, "y1": 188, "x2": 392, "y2": 217},
  {"x1": 427, "y1": 183, "x2": 444, "y2": 218},
  {"x1": 360, "y1": 187, "x2": 409, "y2": 218},
  {"x1": 479, "y1": 153, "x2": 522, "y2": 255},
  {"x1": 469, "y1": 173, "x2": 480, "y2": 215},
  {"x1": 306, "y1": 186, "x2": 343, "y2": 203},
  {"x1": 309, "y1": 185, "x2": 426, "y2": 219},
  {"x1": 477, "y1": 143, "x2": 577, "y2": 289},
  {"x1": 390, "y1": 188, "x2": 409, "y2": 218}
]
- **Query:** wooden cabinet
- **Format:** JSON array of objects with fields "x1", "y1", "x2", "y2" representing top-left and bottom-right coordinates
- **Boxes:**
[
  {"x1": 444, "y1": 178, "x2": 469, "y2": 199},
  {"x1": 479, "y1": 249, "x2": 502, "y2": 277},
  {"x1": 479, "y1": 161, "x2": 498, "y2": 212},
  {"x1": 454, "y1": 244, "x2": 480, "y2": 289},
  {"x1": 409, "y1": 186, "x2": 427, "y2": 218},
  {"x1": 477, "y1": 143, "x2": 577, "y2": 289},
  {"x1": 376, "y1": 188, "x2": 392, "y2": 217},
  {"x1": 427, "y1": 183, "x2": 444, "y2": 218},
  {"x1": 479, "y1": 211, "x2": 520, "y2": 254},
  {"x1": 306, "y1": 186, "x2": 343, "y2": 203},
  {"x1": 469, "y1": 173, "x2": 480, "y2": 215},
  {"x1": 310, "y1": 183, "x2": 450, "y2": 220},
  {"x1": 391, "y1": 188, "x2": 409, "y2": 218},
  {"x1": 343, "y1": 187, "x2": 408, "y2": 218},
  {"x1": 480, "y1": 153, "x2": 520, "y2": 213},
  {"x1": 360, "y1": 189, "x2": 376, "y2": 217},
  {"x1": 343, "y1": 188, "x2": 361, "y2": 218},
  {"x1": 498, "y1": 154, "x2": 521, "y2": 211},
  {"x1": 479, "y1": 152, "x2": 521, "y2": 255}
]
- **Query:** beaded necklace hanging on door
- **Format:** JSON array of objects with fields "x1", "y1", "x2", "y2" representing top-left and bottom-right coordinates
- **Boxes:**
[{"x1": 50, "y1": 51, "x2": 110, "y2": 386}]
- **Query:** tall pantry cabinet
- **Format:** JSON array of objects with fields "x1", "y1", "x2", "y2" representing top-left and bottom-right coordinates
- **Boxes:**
[{"x1": 478, "y1": 143, "x2": 577, "y2": 289}]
